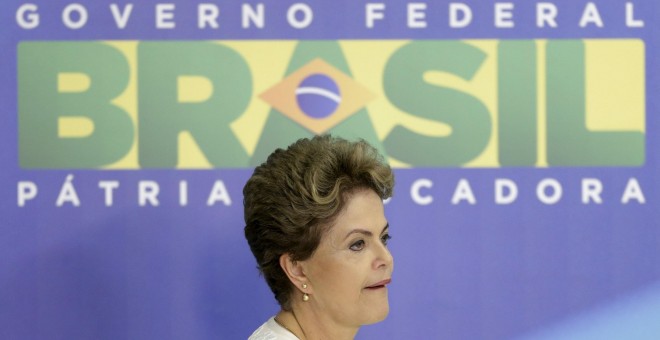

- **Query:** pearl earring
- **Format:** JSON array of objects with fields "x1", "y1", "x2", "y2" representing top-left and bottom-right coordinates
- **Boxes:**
[{"x1": 302, "y1": 283, "x2": 309, "y2": 301}]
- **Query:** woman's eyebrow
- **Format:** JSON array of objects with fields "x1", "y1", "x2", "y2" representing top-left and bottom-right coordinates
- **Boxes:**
[{"x1": 343, "y1": 223, "x2": 389, "y2": 240}]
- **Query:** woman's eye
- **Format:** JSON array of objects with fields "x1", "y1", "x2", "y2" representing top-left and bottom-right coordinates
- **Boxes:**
[
  {"x1": 381, "y1": 234, "x2": 392, "y2": 245},
  {"x1": 349, "y1": 240, "x2": 365, "y2": 251}
]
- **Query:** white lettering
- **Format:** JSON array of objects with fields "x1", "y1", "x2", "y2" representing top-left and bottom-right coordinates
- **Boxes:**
[
  {"x1": 580, "y1": 2, "x2": 603, "y2": 28},
  {"x1": 242, "y1": 3, "x2": 265, "y2": 28},
  {"x1": 207, "y1": 180, "x2": 232, "y2": 206},
  {"x1": 56, "y1": 174, "x2": 81, "y2": 207},
  {"x1": 449, "y1": 3, "x2": 472, "y2": 28},
  {"x1": 16, "y1": 4, "x2": 39, "y2": 29},
  {"x1": 537, "y1": 2, "x2": 558, "y2": 28},
  {"x1": 626, "y1": 2, "x2": 644, "y2": 28},
  {"x1": 62, "y1": 3, "x2": 88, "y2": 30},
  {"x1": 411, "y1": 178, "x2": 433, "y2": 205},
  {"x1": 99, "y1": 180, "x2": 119, "y2": 207},
  {"x1": 139, "y1": 181, "x2": 160, "y2": 206},
  {"x1": 495, "y1": 178, "x2": 518, "y2": 205},
  {"x1": 495, "y1": 2, "x2": 514, "y2": 28},
  {"x1": 198, "y1": 3, "x2": 219, "y2": 29},
  {"x1": 452, "y1": 179, "x2": 476, "y2": 205},
  {"x1": 180, "y1": 180, "x2": 188, "y2": 206},
  {"x1": 156, "y1": 3, "x2": 176, "y2": 29},
  {"x1": 366, "y1": 3, "x2": 385, "y2": 29},
  {"x1": 537, "y1": 178, "x2": 562, "y2": 205},
  {"x1": 287, "y1": 3, "x2": 313, "y2": 29},
  {"x1": 621, "y1": 177, "x2": 645, "y2": 204},
  {"x1": 110, "y1": 3, "x2": 133, "y2": 29},
  {"x1": 408, "y1": 3, "x2": 427, "y2": 28},
  {"x1": 581, "y1": 178, "x2": 603, "y2": 204},
  {"x1": 17, "y1": 181, "x2": 38, "y2": 207}
]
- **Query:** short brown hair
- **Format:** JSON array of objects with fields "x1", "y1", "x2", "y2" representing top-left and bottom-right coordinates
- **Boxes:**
[{"x1": 243, "y1": 135, "x2": 394, "y2": 310}]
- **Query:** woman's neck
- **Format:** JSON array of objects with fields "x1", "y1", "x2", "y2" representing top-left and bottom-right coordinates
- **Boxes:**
[{"x1": 276, "y1": 303, "x2": 359, "y2": 340}]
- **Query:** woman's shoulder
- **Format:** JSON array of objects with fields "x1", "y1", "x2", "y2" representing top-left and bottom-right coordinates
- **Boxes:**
[{"x1": 248, "y1": 317, "x2": 299, "y2": 340}]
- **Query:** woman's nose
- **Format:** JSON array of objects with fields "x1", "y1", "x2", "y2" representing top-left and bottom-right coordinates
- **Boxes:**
[{"x1": 374, "y1": 241, "x2": 394, "y2": 270}]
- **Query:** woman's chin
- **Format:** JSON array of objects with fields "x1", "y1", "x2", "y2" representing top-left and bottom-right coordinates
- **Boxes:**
[{"x1": 360, "y1": 301, "x2": 390, "y2": 325}]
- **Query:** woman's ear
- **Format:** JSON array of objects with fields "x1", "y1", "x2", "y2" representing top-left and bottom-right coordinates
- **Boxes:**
[{"x1": 279, "y1": 253, "x2": 308, "y2": 288}]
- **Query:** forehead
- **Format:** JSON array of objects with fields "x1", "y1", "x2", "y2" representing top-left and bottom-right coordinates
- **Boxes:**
[{"x1": 326, "y1": 189, "x2": 387, "y2": 236}]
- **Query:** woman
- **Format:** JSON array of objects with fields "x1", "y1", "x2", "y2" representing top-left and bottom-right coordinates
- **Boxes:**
[{"x1": 243, "y1": 135, "x2": 395, "y2": 340}]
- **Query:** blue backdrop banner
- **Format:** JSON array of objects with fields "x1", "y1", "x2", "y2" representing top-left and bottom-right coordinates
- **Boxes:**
[{"x1": 1, "y1": 1, "x2": 659, "y2": 339}]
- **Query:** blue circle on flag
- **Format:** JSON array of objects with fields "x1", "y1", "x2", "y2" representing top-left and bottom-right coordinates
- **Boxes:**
[{"x1": 296, "y1": 74, "x2": 341, "y2": 119}]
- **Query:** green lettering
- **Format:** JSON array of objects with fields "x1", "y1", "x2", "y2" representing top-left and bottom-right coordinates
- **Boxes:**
[
  {"x1": 546, "y1": 40, "x2": 644, "y2": 166},
  {"x1": 138, "y1": 42, "x2": 251, "y2": 168},
  {"x1": 18, "y1": 42, "x2": 133, "y2": 168},
  {"x1": 498, "y1": 40, "x2": 537, "y2": 166},
  {"x1": 382, "y1": 41, "x2": 492, "y2": 166}
]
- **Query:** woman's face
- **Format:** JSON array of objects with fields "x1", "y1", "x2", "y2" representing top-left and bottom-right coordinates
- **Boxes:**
[{"x1": 301, "y1": 189, "x2": 394, "y2": 327}]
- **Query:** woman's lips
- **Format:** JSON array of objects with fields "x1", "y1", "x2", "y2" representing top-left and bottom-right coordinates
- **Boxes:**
[{"x1": 365, "y1": 278, "x2": 391, "y2": 289}]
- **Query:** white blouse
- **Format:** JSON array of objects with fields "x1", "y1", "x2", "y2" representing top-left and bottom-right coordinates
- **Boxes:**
[{"x1": 248, "y1": 317, "x2": 300, "y2": 340}]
